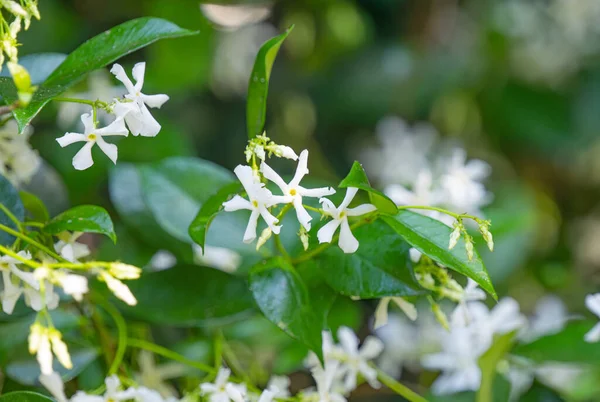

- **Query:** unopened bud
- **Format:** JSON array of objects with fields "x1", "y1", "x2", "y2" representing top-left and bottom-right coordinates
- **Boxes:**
[
  {"x1": 49, "y1": 329, "x2": 72, "y2": 369},
  {"x1": 431, "y1": 301, "x2": 449, "y2": 331},
  {"x1": 109, "y1": 262, "x2": 141, "y2": 280},
  {"x1": 272, "y1": 145, "x2": 298, "y2": 161},
  {"x1": 448, "y1": 225, "x2": 461, "y2": 250},
  {"x1": 299, "y1": 227, "x2": 309, "y2": 251},
  {"x1": 256, "y1": 228, "x2": 272, "y2": 251},
  {"x1": 465, "y1": 237, "x2": 474, "y2": 261},
  {"x1": 8, "y1": 62, "x2": 36, "y2": 106},
  {"x1": 479, "y1": 223, "x2": 494, "y2": 252},
  {"x1": 1, "y1": 1, "x2": 28, "y2": 17}
]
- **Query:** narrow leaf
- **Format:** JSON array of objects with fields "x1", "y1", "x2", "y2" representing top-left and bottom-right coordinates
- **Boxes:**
[
  {"x1": 339, "y1": 161, "x2": 398, "y2": 215},
  {"x1": 44, "y1": 205, "x2": 116, "y2": 243},
  {"x1": 0, "y1": 392, "x2": 54, "y2": 402},
  {"x1": 19, "y1": 191, "x2": 49, "y2": 223},
  {"x1": 246, "y1": 26, "x2": 293, "y2": 139},
  {"x1": 382, "y1": 210, "x2": 496, "y2": 298}
]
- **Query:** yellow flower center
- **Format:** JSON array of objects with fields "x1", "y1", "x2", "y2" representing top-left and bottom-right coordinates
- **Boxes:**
[
  {"x1": 87, "y1": 133, "x2": 97, "y2": 141},
  {"x1": 339, "y1": 211, "x2": 346, "y2": 218},
  {"x1": 289, "y1": 188, "x2": 297, "y2": 196},
  {"x1": 252, "y1": 200, "x2": 259, "y2": 208}
]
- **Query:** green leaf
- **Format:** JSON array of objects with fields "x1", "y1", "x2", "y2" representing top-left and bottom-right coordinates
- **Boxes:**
[
  {"x1": 317, "y1": 220, "x2": 424, "y2": 298},
  {"x1": 19, "y1": 191, "x2": 49, "y2": 223},
  {"x1": 0, "y1": 392, "x2": 54, "y2": 402},
  {"x1": 108, "y1": 163, "x2": 193, "y2": 259},
  {"x1": 44, "y1": 205, "x2": 116, "y2": 243},
  {"x1": 189, "y1": 182, "x2": 242, "y2": 250},
  {"x1": 6, "y1": 348, "x2": 98, "y2": 385},
  {"x1": 0, "y1": 17, "x2": 197, "y2": 132},
  {"x1": 513, "y1": 321, "x2": 600, "y2": 363},
  {"x1": 114, "y1": 264, "x2": 254, "y2": 326},
  {"x1": 246, "y1": 26, "x2": 293, "y2": 139},
  {"x1": 0, "y1": 174, "x2": 25, "y2": 246},
  {"x1": 382, "y1": 210, "x2": 496, "y2": 299},
  {"x1": 339, "y1": 161, "x2": 398, "y2": 215},
  {"x1": 249, "y1": 257, "x2": 324, "y2": 359},
  {"x1": 477, "y1": 332, "x2": 516, "y2": 402}
]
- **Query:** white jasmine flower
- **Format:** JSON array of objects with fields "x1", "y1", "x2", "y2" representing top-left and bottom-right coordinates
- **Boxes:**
[
  {"x1": 98, "y1": 271, "x2": 137, "y2": 306},
  {"x1": 331, "y1": 326, "x2": 384, "y2": 392},
  {"x1": 200, "y1": 367, "x2": 246, "y2": 402},
  {"x1": 39, "y1": 372, "x2": 67, "y2": 402},
  {"x1": 56, "y1": 113, "x2": 128, "y2": 170},
  {"x1": 148, "y1": 250, "x2": 177, "y2": 271},
  {"x1": 422, "y1": 325, "x2": 484, "y2": 395},
  {"x1": 24, "y1": 268, "x2": 60, "y2": 312},
  {"x1": 28, "y1": 324, "x2": 72, "y2": 375},
  {"x1": 266, "y1": 375, "x2": 291, "y2": 398},
  {"x1": 54, "y1": 232, "x2": 90, "y2": 263},
  {"x1": 584, "y1": 293, "x2": 600, "y2": 342},
  {"x1": 55, "y1": 272, "x2": 88, "y2": 302},
  {"x1": 305, "y1": 360, "x2": 347, "y2": 402},
  {"x1": 257, "y1": 389, "x2": 276, "y2": 402},
  {"x1": 519, "y1": 295, "x2": 568, "y2": 343},
  {"x1": 192, "y1": 244, "x2": 242, "y2": 273},
  {"x1": 0, "y1": 250, "x2": 38, "y2": 313},
  {"x1": 0, "y1": 120, "x2": 40, "y2": 186},
  {"x1": 439, "y1": 148, "x2": 491, "y2": 214},
  {"x1": 71, "y1": 375, "x2": 137, "y2": 402},
  {"x1": 261, "y1": 150, "x2": 335, "y2": 230},
  {"x1": 317, "y1": 187, "x2": 377, "y2": 253},
  {"x1": 374, "y1": 297, "x2": 417, "y2": 329},
  {"x1": 111, "y1": 62, "x2": 169, "y2": 137},
  {"x1": 451, "y1": 279, "x2": 487, "y2": 325},
  {"x1": 223, "y1": 165, "x2": 290, "y2": 243}
]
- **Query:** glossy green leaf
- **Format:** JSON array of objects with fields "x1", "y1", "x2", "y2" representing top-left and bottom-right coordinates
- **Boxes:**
[
  {"x1": 317, "y1": 220, "x2": 424, "y2": 298},
  {"x1": 108, "y1": 163, "x2": 193, "y2": 259},
  {"x1": 249, "y1": 257, "x2": 324, "y2": 359},
  {"x1": 115, "y1": 264, "x2": 254, "y2": 326},
  {"x1": 339, "y1": 161, "x2": 398, "y2": 215},
  {"x1": 0, "y1": 392, "x2": 53, "y2": 402},
  {"x1": 19, "y1": 191, "x2": 49, "y2": 223},
  {"x1": 6, "y1": 348, "x2": 98, "y2": 385},
  {"x1": 513, "y1": 321, "x2": 600, "y2": 363},
  {"x1": 246, "y1": 26, "x2": 293, "y2": 139},
  {"x1": 382, "y1": 210, "x2": 496, "y2": 298},
  {"x1": 0, "y1": 17, "x2": 197, "y2": 132},
  {"x1": 189, "y1": 181, "x2": 242, "y2": 250},
  {"x1": 44, "y1": 205, "x2": 116, "y2": 243},
  {"x1": 0, "y1": 174, "x2": 25, "y2": 246}
]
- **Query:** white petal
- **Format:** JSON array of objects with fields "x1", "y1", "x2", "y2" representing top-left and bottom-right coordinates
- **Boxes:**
[
  {"x1": 317, "y1": 219, "x2": 341, "y2": 244},
  {"x1": 338, "y1": 218, "x2": 359, "y2": 253},
  {"x1": 101, "y1": 273, "x2": 137, "y2": 306},
  {"x1": 339, "y1": 187, "x2": 359, "y2": 210},
  {"x1": 58, "y1": 274, "x2": 88, "y2": 301},
  {"x1": 1, "y1": 270, "x2": 22, "y2": 314},
  {"x1": 586, "y1": 293, "x2": 600, "y2": 318},
  {"x1": 374, "y1": 298, "x2": 391, "y2": 329},
  {"x1": 80, "y1": 113, "x2": 95, "y2": 134},
  {"x1": 359, "y1": 336, "x2": 384, "y2": 360},
  {"x1": 132, "y1": 62, "x2": 146, "y2": 92},
  {"x1": 346, "y1": 203, "x2": 377, "y2": 217},
  {"x1": 465, "y1": 159, "x2": 491, "y2": 180},
  {"x1": 225, "y1": 383, "x2": 245, "y2": 402},
  {"x1": 141, "y1": 93, "x2": 169, "y2": 108},
  {"x1": 298, "y1": 186, "x2": 335, "y2": 198},
  {"x1": 234, "y1": 165, "x2": 257, "y2": 194},
  {"x1": 243, "y1": 209, "x2": 260, "y2": 243},
  {"x1": 24, "y1": 287, "x2": 44, "y2": 311},
  {"x1": 585, "y1": 322, "x2": 600, "y2": 343},
  {"x1": 95, "y1": 137, "x2": 118, "y2": 164},
  {"x1": 70, "y1": 392, "x2": 104, "y2": 402},
  {"x1": 337, "y1": 326, "x2": 359, "y2": 354},
  {"x1": 39, "y1": 372, "x2": 67, "y2": 402},
  {"x1": 36, "y1": 335, "x2": 53, "y2": 375},
  {"x1": 95, "y1": 117, "x2": 128, "y2": 136},
  {"x1": 260, "y1": 161, "x2": 288, "y2": 193},
  {"x1": 105, "y1": 375, "x2": 121, "y2": 394},
  {"x1": 392, "y1": 297, "x2": 418, "y2": 321},
  {"x1": 258, "y1": 389, "x2": 276, "y2": 402},
  {"x1": 385, "y1": 184, "x2": 416, "y2": 205},
  {"x1": 223, "y1": 195, "x2": 253, "y2": 211},
  {"x1": 358, "y1": 361, "x2": 380, "y2": 388},
  {"x1": 259, "y1": 205, "x2": 281, "y2": 234},
  {"x1": 289, "y1": 149, "x2": 310, "y2": 187},
  {"x1": 50, "y1": 333, "x2": 72, "y2": 369},
  {"x1": 72, "y1": 141, "x2": 95, "y2": 171},
  {"x1": 56, "y1": 132, "x2": 86, "y2": 147},
  {"x1": 10, "y1": 265, "x2": 39, "y2": 289},
  {"x1": 110, "y1": 63, "x2": 136, "y2": 94},
  {"x1": 293, "y1": 197, "x2": 312, "y2": 231}
]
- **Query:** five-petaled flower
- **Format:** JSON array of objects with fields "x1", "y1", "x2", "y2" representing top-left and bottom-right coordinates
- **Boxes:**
[
  {"x1": 56, "y1": 113, "x2": 128, "y2": 170},
  {"x1": 317, "y1": 187, "x2": 377, "y2": 253},
  {"x1": 261, "y1": 149, "x2": 335, "y2": 231},
  {"x1": 200, "y1": 367, "x2": 246, "y2": 402},
  {"x1": 223, "y1": 165, "x2": 290, "y2": 243},
  {"x1": 111, "y1": 62, "x2": 169, "y2": 137}
]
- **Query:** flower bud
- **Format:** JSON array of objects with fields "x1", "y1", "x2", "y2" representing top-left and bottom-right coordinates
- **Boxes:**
[
  {"x1": 99, "y1": 271, "x2": 137, "y2": 306},
  {"x1": 109, "y1": 262, "x2": 141, "y2": 280},
  {"x1": 8, "y1": 62, "x2": 36, "y2": 106},
  {"x1": 465, "y1": 238, "x2": 474, "y2": 261},
  {"x1": 299, "y1": 227, "x2": 309, "y2": 251},
  {"x1": 431, "y1": 301, "x2": 449, "y2": 331},
  {"x1": 480, "y1": 224, "x2": 494, "y2": 252},
  {"x1": 49, "y1": 329, "x2": 72, "y2": 370},
  {"x1": 1, "y1": 1, "x2": 28, "y2": 17},
  {"x1": 256, "y1": 227, "x2": 272, "y2": 251},
  {"x1": 272, "y1": 145, "x2": 298, "y2": 161},
  {"x1": 448, "y1": 225, "x2": 461, "y2": 250}
]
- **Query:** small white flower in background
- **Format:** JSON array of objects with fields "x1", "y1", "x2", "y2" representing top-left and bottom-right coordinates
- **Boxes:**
[
  {"x1": 266, "y1": 375, "x2": 291, "y2": 398},
  {"x1": 422, "y1": 325, "x2": 484, "y2": 395},
  {"x1": 261, "y1": 150, "x2": 335, "y2": 231},
  {"x1": 39, "y1": 372, "x2": 67, "y2": 402},
  {"x1": 451, "y1": 279, "x2": 487, "y2": 325},
  {"x1": 223, "y1": 165, "x2": 291, "y2": 243},
  {"x1": 54, "y1": 232, "x2": 90, "y2": 262},
  {"x1": 70, "y1": 375, "x2": 138, "y2": 402},
  {"x1": 54, "y1": 271, "x2": 88, "y2": 302},
  {"x1": 304, "y1": 360, "x2": 347, "y2": 402},
  {"x1": 148, "y1": 250, "x2": 177, "y2": 271},
  {"x1": 56, "y1": 113, "x2": 128, "y2": 170},
  {"x1": 97, "y1": 271, "x2": 137, "y2": 306},
  {"x1": 0, "y1": 120, "x2": 40, "y2": 186},
  {"x1": 135, "y1": 350, "x2": 188, "y2": 398},
  {"x1": 374, "y1": 296, "x2": 417, "y2": 329},
  {"x1": 28, "y1": 323, "x2": 72, "y2": 375},
  {"x1": 200, "y1": 367, "x2": 247, "y2": 402},
  {"x1": 200, "y1": 3, "x2": 272, "y2": 30},
  {"x1": 361, "y1": 116, "x2": 437, "y2": 187},
  {"x1": 0, "y1": 250, "x2": 38, "y2": 313},
  {"x1": 584, "y1": 293, "x2": 600, "y2": 342},
  {"x1": 330, "y1": 326, "x2": 384, "y2": 392},
  {"x1": 256, "y1": 389, "x2": 276, "y2": 402},
  {"x1": 439, "y1": 148, "x2": 492, "y2": 214},
  {"x1": 317, "y1": 187, "x2": 377, "y2": 254},
  {"x1": 519, "y1": 295, "x2": 568, "y2": 343},
  {"x1": 192, "y1": 244, "x2": 242, "y2": 273},
  {"x1": 111, "y1": 62, "x2": 169, "y2": 137}
]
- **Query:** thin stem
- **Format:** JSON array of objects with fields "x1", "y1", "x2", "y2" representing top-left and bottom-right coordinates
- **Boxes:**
[
  {"x1": 273, "y1": 234, "x2": 290, "y2": 260},
  {"x1": 302, "y1": 204, "x2": 324, "y2": 214},
  {"x1": 0, "y1": 244, "x2": 40, "y2": 268},
  {"x1": 375, "y1": 366, "x2": 428, "y2": 402},
  {"x1": 127, "y1": 338, "x2": 216, "y2": 375},
  {"x1": 0, "y1": 203, "x2": 22, "y2": 229},
  {"x1": 23, "y1": 221, "x2": 45, "y2": 228},
  {"x1": 397, "y1": 205, "x2": 480, "y2": 222},
  {"x1": 0, "y1": 223, "x2": 65, "y2": 261},
  {"x1": 46, "y1": 261, "x2": 112, "y2": 270},
  {"x1": 52, "y1": 97, "x2": 96, "y2": 106},
  {"x1": 101, "y1": 301, "x2": 128, "y2": 376}
]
